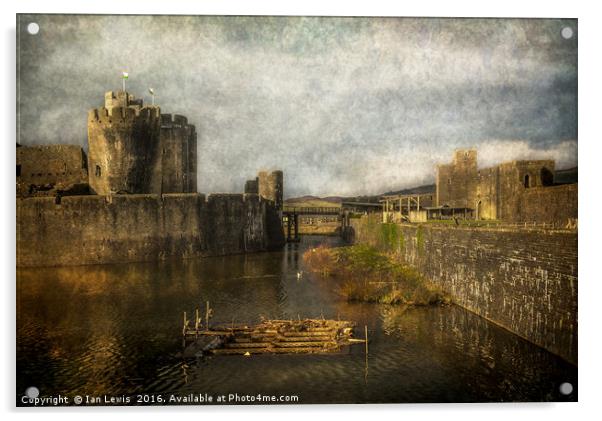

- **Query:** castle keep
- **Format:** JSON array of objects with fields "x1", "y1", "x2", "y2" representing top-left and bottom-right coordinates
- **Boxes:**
[{"x1": 88, "y1": 91, "x2": 197, "y2": 195}]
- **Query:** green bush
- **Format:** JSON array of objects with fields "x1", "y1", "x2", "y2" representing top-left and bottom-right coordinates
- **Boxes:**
[{"x1": 303, "y1": 244, "x2": 450, "y2": 306}]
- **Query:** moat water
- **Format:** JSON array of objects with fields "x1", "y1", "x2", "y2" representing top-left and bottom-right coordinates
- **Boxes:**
[{"x1": 17, "y1": 236, "x2": 577, "y2": 404}]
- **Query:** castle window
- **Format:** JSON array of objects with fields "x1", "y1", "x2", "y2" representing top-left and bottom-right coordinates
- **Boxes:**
[
  {"x1": 448, "y1": 178, "x2": 451, "y2": 185},
  {"x1": 95, "y1": 165, "x2": 101, "y2": 177},
  {"x1": 16, "y1": 164, "x2": 21, "y2": 177},
  {"x1": 523, "y1": 174, "x2": 530, "y2": 188},
  {"x1": 541, "y1": 167, "x2": 554, "y2": 186}
]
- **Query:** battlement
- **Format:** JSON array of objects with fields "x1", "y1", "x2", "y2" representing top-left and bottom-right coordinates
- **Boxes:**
[
  {"x1": 452, "y1": 148, "x2": 477, "y2": 166},
  {"x1": 499, "y1": 159, "x2": 556, "y2": 171},
  {"x1": 104, "y1": 91, "x2": 143, "y2": 109},
  {"x1": 88, "y1": 106, "x2": 161, "y2": 124},
  {"x1": 160, "y1": 113, "x2": 191, "y2": 128}
]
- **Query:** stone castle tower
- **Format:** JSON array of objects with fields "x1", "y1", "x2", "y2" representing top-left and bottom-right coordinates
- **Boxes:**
[
  {"x1": 258, "y1": 170, "x2": 283, "y2": 210},
  {"x1": 436, "y1": 149, "x2": 478, "y2": 209},
  {"x1": 159, "y1": 114, "x2": 197, "y2": 193},
  {"x1": 244, "y1": 170, "x2": 284, "y2": 211},
  {"x1": 87, "y1": 91, "x2": 197, "y2": 195},
  {"x1": 436, "y1": 148, "x2": 555, "y2": 220}
]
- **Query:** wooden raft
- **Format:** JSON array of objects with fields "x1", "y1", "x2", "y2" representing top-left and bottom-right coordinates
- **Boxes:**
[{"x1": 180, "y1": 317, "x2": 365, "y2": 357}]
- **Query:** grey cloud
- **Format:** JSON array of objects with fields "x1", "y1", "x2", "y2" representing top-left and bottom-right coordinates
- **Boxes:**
[{"x1": 17, "y1": 15, "x2": 577, "y2": 197}]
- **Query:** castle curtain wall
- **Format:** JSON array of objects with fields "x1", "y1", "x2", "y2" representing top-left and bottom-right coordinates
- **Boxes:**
[
  {"x1": 16, "y1": 193, "x2": 284, "y2": 267},
  {"x1": 436, "y1": 150, "x2": 573, "y2": 224}
]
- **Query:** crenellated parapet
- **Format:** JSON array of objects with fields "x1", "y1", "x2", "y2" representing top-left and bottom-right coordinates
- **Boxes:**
[
  {"x1": 161, "y1": 113, "x2": 190, "y2": 128},
  {"x1": 88, "y1": 106, "x2": 161, "y2": 125}
]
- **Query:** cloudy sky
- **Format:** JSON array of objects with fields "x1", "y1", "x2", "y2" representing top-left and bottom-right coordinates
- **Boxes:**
[{"x1": 17, "y1": 15, "x2": 577, "y2": 197}]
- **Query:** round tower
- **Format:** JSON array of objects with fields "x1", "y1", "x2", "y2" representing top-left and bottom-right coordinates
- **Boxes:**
[
  {"x1": 87, "y1": 91, "x2": 161, "y2": 195},
  {"x1": 159, "y1": 114, "x2": 198, "y2": 193},
  {"x1": 270, "y1": 170, "x2": 284, "y2": 210}
]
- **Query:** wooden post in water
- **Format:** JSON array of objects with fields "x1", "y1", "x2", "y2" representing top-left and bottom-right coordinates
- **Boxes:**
[
  {"x1": 195, "y1": 308, "x2": 199, "y2": 337},
  {"x1": 364, "y1": 325, "x2": 369, "y2": 383},
  {"x1": 205, "y1": 301, "x2": 210, "y2": 331},
  {"x1": 182, "y1": 311, "x2": 187, "y2": 336},
  {"x1": 364, "y1": 325, "x2": 369, "y2": 356}
]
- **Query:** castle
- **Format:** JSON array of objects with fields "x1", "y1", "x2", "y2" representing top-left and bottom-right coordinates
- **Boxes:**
[
  {"x1": 16, "y1": 90, "x2": 285, "y2": 267},
  {"x1": 435, "y1": 149, "x2": 577, "y2": 224},
  {"x1": 17, "y1": 90, "x2": 284, "y2": 208},
  {"x1": 17, "y1": 91, "x2": 197, "y2": 196}
]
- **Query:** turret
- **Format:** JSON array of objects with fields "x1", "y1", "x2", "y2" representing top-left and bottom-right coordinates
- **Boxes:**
[
  {"x1": 258, "y1": 170, "x2": 283, "y2": 210},
  {"x1": 159, "y1": 113, "x2": 198, "y2": 193}
]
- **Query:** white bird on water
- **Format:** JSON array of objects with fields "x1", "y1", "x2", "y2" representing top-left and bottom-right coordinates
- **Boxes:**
[{"x1": 296, "y1": 271, "x2": 303, "y2": 280}]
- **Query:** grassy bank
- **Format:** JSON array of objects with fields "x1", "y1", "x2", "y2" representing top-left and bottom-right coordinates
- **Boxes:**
[{"x1": 303, "y1": 244, "x2": 450, "y2": 306}]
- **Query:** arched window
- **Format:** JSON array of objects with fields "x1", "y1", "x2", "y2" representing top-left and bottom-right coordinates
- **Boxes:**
[
  {"x1": 95, "y1": 165, "x2": 101, "y2": 177},
  {"x1": 524, "y1": 174, "x2": 530, "y2": 188}
]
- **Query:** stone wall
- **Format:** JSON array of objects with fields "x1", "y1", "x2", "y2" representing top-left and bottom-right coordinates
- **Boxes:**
[
  {"x1": 514, "y1": 184, "x2": 578, "y2": 225},
  {"x1": 345, "y1": 215, "x2": 577, "y2": 364},
  {"x1": 17, "y1": 193, "x2": 284, "y2": 268},
  {"x1": 17, "y1": 145, "x2": 89, "y2": 196},
  {"x1": 496, "y1": 160, "x2": 556, "y2": 221}
]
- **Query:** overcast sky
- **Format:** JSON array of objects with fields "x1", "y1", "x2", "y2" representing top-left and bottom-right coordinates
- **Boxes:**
[{"x1": 17, "y1": 15, "x2": 577, "y2": 197}]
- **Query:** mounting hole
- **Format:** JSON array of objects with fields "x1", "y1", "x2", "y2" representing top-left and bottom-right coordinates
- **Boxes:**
[
  {"x1": 25, "y1": 386, "x2": 39, "y2": 398},
  {"x1": 559, "y1": 382, "x2": 573, "y2": 395},
  {"x1": 561, "y1": 27, "x2": 573, "y2": 39},
  {"x1": 27, "y1": 22, "x2": 40, "y2": 35}
]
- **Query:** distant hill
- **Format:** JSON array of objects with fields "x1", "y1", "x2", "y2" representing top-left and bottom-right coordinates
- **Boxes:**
[
  {"x1": 286, "y1": 184, "x2": 436, "y2": 206},
  {"x1": 381, "y1": 184, "x2": 436, "y2": 197},
  {"x1": 284, "y1": 196, "x2": 341, "y2": 208},
  {"x1": 286, "y1": 169, "x2": 575, "y2": 206},
  {"x1": 554, "y1": 167, "x2": 577, "y2": 185}
]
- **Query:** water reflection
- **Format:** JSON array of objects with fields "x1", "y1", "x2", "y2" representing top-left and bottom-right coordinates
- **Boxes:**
[{"x1": 17, "y1": 236, "x2": 576, "y2": 403}]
